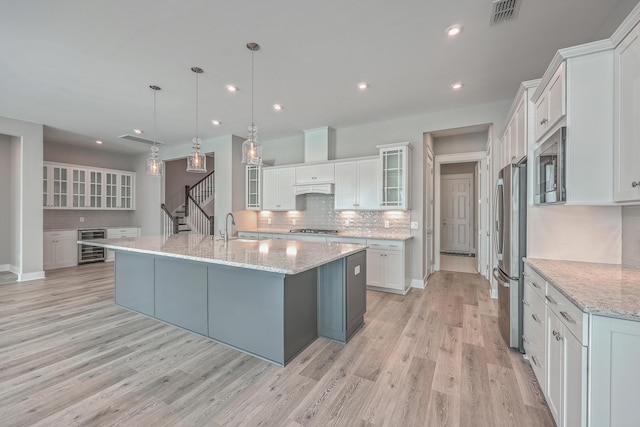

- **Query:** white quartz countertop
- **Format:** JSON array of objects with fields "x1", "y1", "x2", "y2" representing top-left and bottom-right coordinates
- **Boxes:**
[
  {"x1": 80, "y1": 234, "x2": 367, "y2": 275},
  {"x1": 240, "y1": 228, "x2": 413, "y2": 241},
  {"x1": 524, "y1": 258, "x2": 640, "y2": 321}
]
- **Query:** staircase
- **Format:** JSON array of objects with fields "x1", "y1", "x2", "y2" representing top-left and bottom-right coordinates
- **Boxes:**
[{"x1": 161, "y1": 170, "x2": 215, "y2": 236}]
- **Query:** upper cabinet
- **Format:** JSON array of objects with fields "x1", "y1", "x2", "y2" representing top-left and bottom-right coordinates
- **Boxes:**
[
  {"x1": 334, "y1": 158, "x2": 378, "y2": 210},
  {"x1": 378, "y1": 142, "x2": 411, "y2": 210},
  {"x1": 43, "y1": 161, "x2": 136, "y2": 210},
  {"x1": 614, "y1": 22, "x2": 640, "y2": 202},
  {"x1": 534, "y1": 63, "x2": 566, "y2": 142},
  {"x1": 245, "y1": 164, "x2": 262, "y2": 210},
  {"x1": 501, "y1": 80, "x2": 538, "y2": 168},
  {"x1": 262, "y1": 166, "x2": 299, "y2": 211},
  {"x1": 295, "y1": 163, "x2": 335, "y2": 184}
]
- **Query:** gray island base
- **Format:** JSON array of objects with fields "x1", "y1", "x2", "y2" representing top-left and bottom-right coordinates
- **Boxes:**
[{"x1": 84, "y1": 235, "x2": 367, "y2": 366}]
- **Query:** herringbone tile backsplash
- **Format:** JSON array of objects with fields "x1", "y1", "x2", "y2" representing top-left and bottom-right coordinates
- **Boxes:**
[{"x1": 256, "y1": 194, "x2": 410, "y2": 234}]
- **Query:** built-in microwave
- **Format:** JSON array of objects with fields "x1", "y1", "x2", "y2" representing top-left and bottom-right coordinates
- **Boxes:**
[{"x1": 534, "y1": 127, "x2": 566, "y2": 205}]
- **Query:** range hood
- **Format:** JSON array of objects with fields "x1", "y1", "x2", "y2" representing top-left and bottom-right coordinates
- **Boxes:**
[{"x1": 294, "y1": 183, "x2": 334, "y2": 195}]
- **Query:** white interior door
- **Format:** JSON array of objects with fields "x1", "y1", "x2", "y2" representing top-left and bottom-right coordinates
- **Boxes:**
[{"x1": 441, "y1": 174, "x2": 472, "y2": 253}]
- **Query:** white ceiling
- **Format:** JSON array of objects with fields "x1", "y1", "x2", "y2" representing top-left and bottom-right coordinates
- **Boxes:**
[{"x1": 1, "y1": 0, "x2": 637, "y2": 153}]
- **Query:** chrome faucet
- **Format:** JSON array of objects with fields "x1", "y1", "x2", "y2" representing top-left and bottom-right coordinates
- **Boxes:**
[{"x1": 224, "y1": 212, "x2": 235, "y2": 242}]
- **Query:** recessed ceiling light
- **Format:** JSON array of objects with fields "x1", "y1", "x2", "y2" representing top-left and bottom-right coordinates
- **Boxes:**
[
  {"x1": 273, "y1": 104, "x2": 283, "y2": 111},
  {"x1": 446, "y1": 25, "x2": 463, "y2": 37},
  {"x1": 357, "y1": 82, "x2": 369, "y2": 90},
  {"x1": 211, "y1": 120, "x2": 221, "y2": 126},
  {"x1": 133, "y1": 129, "x2": 143, "y2": 134},
  {"x1": 96, "y1": 140, "x2": 103, "y2": 145},
  {"x1": 451, "y1": 82, "x2": 464, "y2": 90},
  {"x1": 226, "y1": 84, "x2": 238, "y2": 93}
]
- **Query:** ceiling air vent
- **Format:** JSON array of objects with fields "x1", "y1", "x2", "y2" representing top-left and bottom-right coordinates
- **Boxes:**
[
  {"x1": 490, "y1": 0, "x2": 521, "y2": 26},
  {"x1": 118, "y1": 134, "x2": 165, "y2": 145}
]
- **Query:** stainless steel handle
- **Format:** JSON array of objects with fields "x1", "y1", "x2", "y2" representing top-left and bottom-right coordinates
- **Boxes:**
[
  {"x1": 532, "y1": 314, "x2": 541, "y2": 323},
  {"x1": 545, "y1": 295, "x2": 557, "y2": 305},
  {"x1": 531, "y1": 355, "x2": 540, "y2": 367},
  {"x1": 560, "y1": 311, "x2": 576, "y2": 324},
  {"x1": 633, "y1": 182, "x2": 640, "y2": 188},
  {"x1": 531, "y1": 281, "x2": 542, "y2": 289},
  {"x1": 554, "y1": 330, "x2": 563, "y2": 341},
  {"x1": 540, "y1": 118, "x2": 548, "y2": 125}
]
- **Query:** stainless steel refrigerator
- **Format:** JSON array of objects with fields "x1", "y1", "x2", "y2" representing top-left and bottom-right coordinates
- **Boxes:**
[{"x1": 493, "y1": 162, "x2": 527, "y2": 352}]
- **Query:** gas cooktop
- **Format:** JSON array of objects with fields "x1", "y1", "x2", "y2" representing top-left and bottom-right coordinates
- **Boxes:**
[{"x1": 289, "y1": 228, "x2": 339, "y2": 235}]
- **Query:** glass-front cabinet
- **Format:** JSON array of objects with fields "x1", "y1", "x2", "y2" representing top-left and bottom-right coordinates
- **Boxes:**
[
  {"x1": 378, "y1": 142, "x2": 411, "y2": 210},
  {"x1": 245, "y1": 165, "x2": 261, "y2": 210},
  {"x1": 43, "y1": 161, "x2": 135, "y2": 210}
]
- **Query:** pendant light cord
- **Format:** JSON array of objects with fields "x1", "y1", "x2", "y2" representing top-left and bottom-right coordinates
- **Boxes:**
[
  {"x1": 195, "y1": 71, "x2": 199, "y2": 142},
  {"x1": 251, "y1": 49, "x2": 254, "y2": 128},
  {"x1": 153, "y1": 89, "x2": 157, "y2": 148}
]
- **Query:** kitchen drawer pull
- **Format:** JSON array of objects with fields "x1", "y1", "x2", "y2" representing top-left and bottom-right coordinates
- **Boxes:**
[
  {"x1": 545, "y1": 295, "x2": 557, "y2": 304},
  {"x1": 531, "y1": 281, "x2": 542, "y2": 289},
  {"x1": 531, "y1": 355, "x2": 540, "y2": 367},
  {"x1": 531, "y1": 314, "x2": 541, "y2": 323},
  {"x1": 560, "y1": 311, "x2": 576, "y2": 324}
]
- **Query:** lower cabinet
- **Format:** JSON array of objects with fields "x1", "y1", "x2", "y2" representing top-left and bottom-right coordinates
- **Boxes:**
[
  {"x1": 366, "y1": 239, "x2": 407, "y2": 293},
  {"x1": 43, "y1": 230, "x2": 78, "y2": 270}
]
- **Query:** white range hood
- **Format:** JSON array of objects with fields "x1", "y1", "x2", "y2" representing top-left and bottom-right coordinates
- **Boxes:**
[{"x1": 293, "y1": 126, "x2": 336, "y2": 195}]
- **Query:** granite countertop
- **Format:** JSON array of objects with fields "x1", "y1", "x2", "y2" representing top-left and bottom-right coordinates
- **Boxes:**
[
  {"x1": 524, "y1": 258, "x2": 640, "y2": 321},
  {"x1": 240, "y1": 228, "x2": 413, "y2": 241},
  {"x1": 80, "y1": 234, "x2": 367, "y2": 275},
  {"x1": 45, "y1": 226, "x2": 140, "y2": 232}
]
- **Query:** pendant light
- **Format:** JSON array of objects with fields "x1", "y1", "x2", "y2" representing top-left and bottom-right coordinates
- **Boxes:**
[
  {"x1": 242, "y1": 42, "x2": 262, "y2": 165},
  {"x1": 187, "y1": 66, "x2": 207, "y2": 173},
  {"x1": 145, "y1": 85, "x2": 163, "y2": 177}
]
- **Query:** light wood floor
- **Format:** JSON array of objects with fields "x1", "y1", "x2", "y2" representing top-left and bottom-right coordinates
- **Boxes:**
[
  {"x1": 440, "y1": 254, "x2": 478, "y2": 274},
  {"x1": 0, "y1": 263, "x2": 554, "y2": 426}
]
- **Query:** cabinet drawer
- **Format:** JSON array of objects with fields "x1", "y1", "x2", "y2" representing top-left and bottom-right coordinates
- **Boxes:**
[
  {"x1": 366, "y1": 239, "x2": 404, "y2": 250},
  {"x1": 524, "y1": 265, "x2": 546, "y2": 301},
  {"x1": 523, "y1": 285, "x2": 546, "y2": 345},
  {"x1": 523, "y1": 332, "x2": 546, "y2": 392},
  {"x1": 546, "y1": 283, "x2": 587, "y2": 345}
]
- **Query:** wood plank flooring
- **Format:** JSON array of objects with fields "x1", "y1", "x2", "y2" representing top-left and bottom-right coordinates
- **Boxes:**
[{"x1": 0, "y1": 263, "x2": 554, "y2": 426}]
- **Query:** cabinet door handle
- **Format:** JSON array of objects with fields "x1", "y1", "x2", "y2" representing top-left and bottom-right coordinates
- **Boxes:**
[
  {"x1": 540, "y1": 118, "x2": 548, "y2": 125},
  {"x1": 560, "y1": 311, "x2": 576, "y2": 324},
  {"x1": 532, "y1": 314, "x2": 541, "y2": 323},
  {"x1": 531, "y1": 281, "x2": 542, "y2": 289},
  {"x1": 632, "y1": 181, "x2": 640, "y2": 188},
  {"x1": 531, "y1": 355, "x2": 540, "y2": 367},
  {"x1": 545, "y1": 295, "x2": 557, "y2": 305}
]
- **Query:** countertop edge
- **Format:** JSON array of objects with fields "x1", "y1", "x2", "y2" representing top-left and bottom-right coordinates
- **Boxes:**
[
  {"x1": 80, "y1": 239, "x2": 367, "y2": 275},
  {"x1": 523, "y1": 258, "x2": 640, "y2": 322},
  {"x1": 239, "y1": 228, "x2": 413, "y2": 241}
]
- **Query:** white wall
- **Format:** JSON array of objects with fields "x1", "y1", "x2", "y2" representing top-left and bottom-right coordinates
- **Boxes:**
[
  {"x1": 0, "y1": 116, "x2": 44, "y2": 281},
  {"x1": 261, "y1": 100, "x2": 511, "y2": 285},
  {"x1": 527, "y1": 205, "x2": 622, "y2": 263},
  {"x1": 44, "y1": 141, "x2": 136, "y2": 170},
  {"x1": 433, "y1": 131, "x2": 488, "y2": 155},
  {"x1": 0, "y1": 135, "x2": 11, "y2": 267}
]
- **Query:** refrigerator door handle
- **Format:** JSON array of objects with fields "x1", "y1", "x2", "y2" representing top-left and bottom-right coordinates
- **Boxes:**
[
  {"x1": 494, "y1": 179, "x2": 504, "y2": 261},
  {"x1": 492, "y1": 268, "x2": 510, "y2": 287}
]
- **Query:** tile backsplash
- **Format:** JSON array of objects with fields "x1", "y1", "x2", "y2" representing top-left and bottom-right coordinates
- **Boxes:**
[
  {"x1": 622, "y1": 205, "x2": 640, "y2": 269},
  {"x1": 255, "y1": 194, "x2": 410, "y2": 234},
  {"x1": 44, "y1": 210, "x2": 136, "y2": 230}
]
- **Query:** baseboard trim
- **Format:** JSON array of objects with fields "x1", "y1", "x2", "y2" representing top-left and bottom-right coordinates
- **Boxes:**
[
  {"x1": 0, "y1": 264, "x2": 11, "y2": 272},
  {"x1": 411, "y1": 278, "x2": 425, "y2": 289},
  {"x1": 490, "y1": 287, "x2": 498, "y2": 299},
  {"x1": 18, "y1": 271, "x2": 46, "y2": 282}
]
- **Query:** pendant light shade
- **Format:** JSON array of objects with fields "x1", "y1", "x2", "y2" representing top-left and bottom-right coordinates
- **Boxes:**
[
  {"x1": 145, "y1": 85, "x2": 164, "y2": 177},
  {"x1": 187, "y1": 67, "x2": 207, "y2": 173},
  {"x1": 242, "y1": 42, "x2": 262, "y2": 165}
]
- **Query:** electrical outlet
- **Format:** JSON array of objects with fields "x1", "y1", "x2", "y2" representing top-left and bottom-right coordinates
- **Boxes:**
[
  {"x1": 344, "y1": 219, "x2": 350, "y2": 227},
  {"x1": 267, "y1": 218, "x2": 272, "y2": 225},
  {"x1": 292, "y1": 219, "x2": 297, "y2": 226},
  {"x1": 384, "y1": 220, "x2": 389, "y2": 229},
  {"x1": 79, "y1": 217, "x2": 84, "y2": 223},
  {"x1": 410, "y1": 221, "x2": 418, "y2": 230}
]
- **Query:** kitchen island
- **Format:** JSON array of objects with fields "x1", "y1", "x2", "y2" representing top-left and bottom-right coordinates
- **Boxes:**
[{"x1": 80, "y1": 233, "x2": 367, "y2": 366}]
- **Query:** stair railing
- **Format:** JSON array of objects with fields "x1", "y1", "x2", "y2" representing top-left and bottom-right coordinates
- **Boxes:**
[
  {"x1": 185, "y1": 171, "x2": 215, "y2": 218},
  {"x1": 161, "y1": 203, "x2": 179, "y2": 235},
  {"x1": 186, "y1": 195, "x2": 214, "y2": 235}
]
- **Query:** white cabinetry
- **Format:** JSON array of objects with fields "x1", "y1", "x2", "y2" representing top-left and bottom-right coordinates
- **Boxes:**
[
  {"x1": 534, "y1": 63, "x2": 565, "y2": 142},
  {"x1": 295, "y1": 163, "x2": 335, "y2": 184},
  {"x1": 365, "y1": 239, "x2": 408, "y2": 293},
  {"x1": 43, "y1": 230, "x2": 78, "y2": 270},
  {"x1": 106, "y1": 227, "x2": 140, "y2": 262},
  {"x1": 590, "y1": 316, "x2": 640, "y2": 426},
  {"x1": 43, "y1": 162, "x2": 135, "y2": 210},
  {"x1": 262, "y1": 167, "x2": 298, "y2": 211},
  {"x1": 500, "y1": 80, "x2": 537, "y2": 168},
  {"x1": 522, "y1": 266, "x2": 547, "y2": 390},
  {"x1": 377, "y1": 142, "x2": 411, "y2": 210},
  {"x1": 245, "y1": 165, "x2": 262, "y2": 210},
  {"x1": 334, "y1": 158, "x2": 379, "y2": 210},
  {"x1": 614, "y1": 22, "x2": 640, "y2": 202}
]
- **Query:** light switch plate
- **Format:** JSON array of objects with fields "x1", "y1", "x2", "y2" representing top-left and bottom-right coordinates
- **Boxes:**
[
  {"x1": 79, "y1": 217, "x2": 84, "y2": 223},
  {"x1": 267, "y1": 218, "x2": 272, "y2": 225},
  {"x1": 292, "y1": 219, "x2": 297, "y2": 225},
  {"x1": 410, "y1": 221, "x2": 418, "y2": 230}
]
